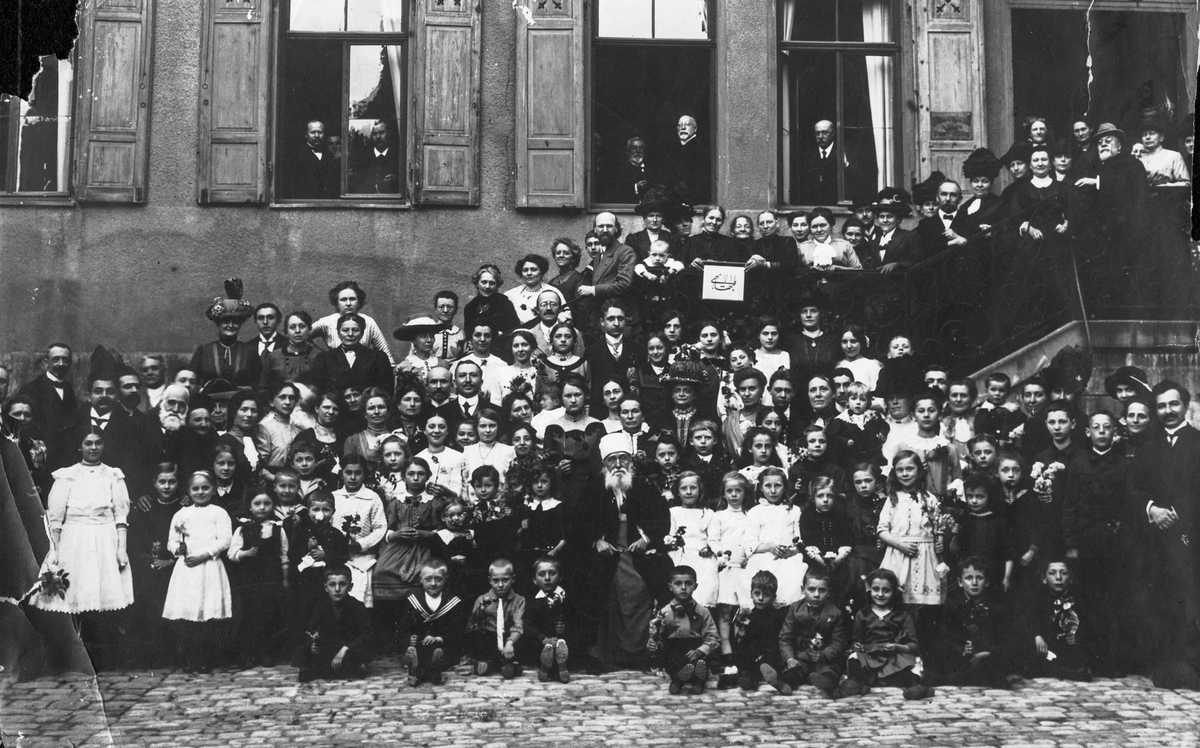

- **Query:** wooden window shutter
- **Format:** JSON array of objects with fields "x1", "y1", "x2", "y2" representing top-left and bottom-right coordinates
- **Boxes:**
[
  {"x1": 197, "y1": 0, "x2": 270, "y2": 204},
  {"x1": 515, "y1": 0, "x2": 584, "y2": 208},
  {"x1": 72, "y1": 0, "x2": 155, "y2": 203},
  {"x1": 412, "y1": 0, "x2": 482, "y2": 206}
]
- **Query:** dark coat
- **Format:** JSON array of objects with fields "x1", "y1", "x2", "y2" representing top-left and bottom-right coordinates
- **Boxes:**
[
  {"x1": 463, "y1": 294, "x2": 521, "y2": 338},
  {"x1": 190, "y1": 340, "x2": 262, "y2": 389},
  {"x1": 1062, "y1": 447, "x2": 1131, "y2": 558},
  {"x1": 779, "y1": 599, "x2": 849, "y2": 663},
  {"x1": 289, "y1": 147, "x2": 339, "y2": 199},
  {"x1": 625, "y1": 228, "x2": 679, "y2": 262},
  {"x1": 585, "y1": 337, "x2": 639, "y2": 412},
  {"x1": 18, "y1": 374, "x2": 78, "y2": 451},
  {"x1": 349, "y1": 147, "x2": 400, "y2": 194},
  {"x1": 308, "y1": 346, "x2": 394, "y2": 396},
  {"x1": 861, "y1": 228, "x2": 924, "y2": 271}
]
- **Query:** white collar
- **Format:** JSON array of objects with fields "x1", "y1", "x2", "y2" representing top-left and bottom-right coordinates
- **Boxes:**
[
  {"x1": 1165, "y1": 423, "x2": 1188, "y2": 437},
  {"x1": 526, "y1": 497, "x2": 562, "y2": 511},
  {"x1": 374, "y1": 147, "x2": 390, "y2": 158},
  {"x1": 535, "y1": 586, "x2": 566, "y2": 600},
  {"x1": 89, "y1": 407, "x2": 111, "y2": 420},
  {"x1": 47, "y1": 372, "x2": 65, "y2": 384}
]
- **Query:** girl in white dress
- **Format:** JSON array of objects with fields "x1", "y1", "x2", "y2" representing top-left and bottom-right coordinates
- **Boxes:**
[
  {"x1": 877, "y1": 450, "x2": 947, "y2": 607},
  {"x1": 415, "y1": 414, "x2": 466, "y2": 500},
  {"x1": 162, "y1": 469, "x2": 233, "y2": 672},
  {"x1": 666, "y1": 472, "x2": 718, "y2": 607},
  {"x1": 710, "y1": 471, "x2": 755, "y2": 671},
  {"x1": 745, "y1": 467, "x2": 807, "y2": 605},
  {"x1": 332, "y1": 455, "x2": 387, "y2": 607},
  {"x1": 37, "y1": 431, "x2": 135, "y2": 618},
  {"x1": 461, "y1": 406, "x2": 515, "y2": 504}
]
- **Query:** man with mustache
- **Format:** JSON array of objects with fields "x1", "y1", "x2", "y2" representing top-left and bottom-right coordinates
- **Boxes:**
[{"x1": 1129, "y1": 380, "x2": 1200, "y2": 687}]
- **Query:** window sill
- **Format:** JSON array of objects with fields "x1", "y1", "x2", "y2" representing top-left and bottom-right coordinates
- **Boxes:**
[
  {"x1": 0, "y1": 195, "x2": 76, "y2": 207},
  {"x1": 269, "y1": 199, "x2": 412, "y2": 210}
]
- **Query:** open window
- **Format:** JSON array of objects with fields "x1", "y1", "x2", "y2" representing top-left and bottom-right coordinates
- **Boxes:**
[
  {"x1": 779, "y1": 0, "x2": 899, "y2": 207},
  {"x1": 275, "y1": 0, "x2": 408, "y2": 202},
  {"x1": 591, "y1": 0, "x2": 715, "y2": 207}
]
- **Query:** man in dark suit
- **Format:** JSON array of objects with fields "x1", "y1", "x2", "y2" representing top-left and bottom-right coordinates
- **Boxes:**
[
  {"x1": 791, "y1": 119, "x2": 866, "y2": 206},
  {"x1": 915, "y1": 179, "x2": 968, "y2": 257},
  {"x1": 1128, "y1": 381, "x2": 1200, "y2": 681},
  {"x1": 598, "y1": 135, "x2": 654, "y2": 205},
  {"x1": 308, "y1": 313, "x2": 394, "y2": 397},
  {"x1": 432, "y1": 359, "x2": 492, "y2": 435},
  {"x1": 253, "y1": 303, "x2": 284, "y2": 359},
  {"x1": 860, "y1": 189, "x2": 923, "y2": 273},
  {"x1": 349, "y1": 119, "x2": 400, "y2": 194},
  {"x1": 1073, "y1": 122, "x2": 1150, "y2": 307},
  {"x1": 585, "y1": 301, "x2": 639, "y2": 412},
  {"x1": 55, "y1": 369, "x2": 145, "y2": 486},
  {"x1": 289, "y1": 119, "x2": 339, "y2": 199},
  {"x1": 577, "y1": 212, "x2": 637, "y2": 337},
  {"x1": 18, "y1": 343, "x2": 77, "y2": 458},
  {"x1": 664, "y1": 114, "x2": 711, "y2": 205}
]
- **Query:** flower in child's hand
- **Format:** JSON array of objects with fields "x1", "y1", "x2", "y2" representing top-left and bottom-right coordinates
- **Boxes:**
[
  {"x1": 809, "y1": 633, "x2": 824, "y2": 652},
  {"x1": 340, "y1": 513, "x2": 362, "y2": 538},
  {"x1": 305, "y1": 630, "x2": 320, "y2": 654}
]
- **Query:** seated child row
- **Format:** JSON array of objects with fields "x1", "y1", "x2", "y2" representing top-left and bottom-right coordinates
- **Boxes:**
[
  {"x1": 294, "y1": 554, "x2": 1090, "y2": 698},
  {"x1": 134, "y1": 441, "x2": 1105, "y2": 683}
]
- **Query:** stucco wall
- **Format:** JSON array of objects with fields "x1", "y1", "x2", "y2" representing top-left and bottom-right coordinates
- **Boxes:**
[{"x1": 0, "y1": 2, "x2": 593, "y2": 362}]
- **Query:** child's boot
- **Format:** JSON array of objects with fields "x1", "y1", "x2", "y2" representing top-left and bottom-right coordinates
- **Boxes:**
[
  {"x1": 555, "y1": 639, "x2": 570, "y2": 683},
  {"x1": 809, "y1": 672, "x2": 836, "y2": 699},
  {"x1": 668, "y1": 678, "x2": 684, "y2": 695},
  {"x1": 500, "y1": 658, "x2": 520, "y2": 679},
  {"x1": 902, "y1": 683, "x2": 935, "y2": 700},
  {"x1": 760, "y1": 663, "x2": 792, "y2": 695},
  {"x1": 429, "y1": 648, "x2": 445, "y2": 685}
]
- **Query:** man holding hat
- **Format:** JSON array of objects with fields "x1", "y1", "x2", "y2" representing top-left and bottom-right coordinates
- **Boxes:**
[{"x1": 190, "y1": 279, "x2": 261, "y2": 389}]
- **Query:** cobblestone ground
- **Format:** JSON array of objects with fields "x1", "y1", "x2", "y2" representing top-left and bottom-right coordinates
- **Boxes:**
[{"x1": 3, "y1": 659, "x2": 1200, "y2": 747}]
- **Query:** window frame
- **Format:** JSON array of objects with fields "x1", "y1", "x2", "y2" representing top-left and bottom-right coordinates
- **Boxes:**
[
  {"x1": 0, "y1": 55, "x2": 77, "y2": 206},
  {"x1": 777, "y1": 0, "x2": 904, "y2": 210},
  {"x1": 270, "y1": 0, "x2": 413, "y2": 208},
  {"x1": 587, "y1": 0, "x2": 718, "y2": 211}
]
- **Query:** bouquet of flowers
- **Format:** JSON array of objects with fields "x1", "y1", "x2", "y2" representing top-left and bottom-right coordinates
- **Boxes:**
[
  {"x1": 664, "y1": 526, "x2": 687, "y2": 551},
  {"x1": 340, "y1": 512, "x2": 362, "y2": 538},
  {"x1": 21, "y1": 563, "x2": 70, "y2": 605},
  {"x1": 1051, "y1": 594, "x2": 1080, "y2": 645},
  {"x1": 919, "y1": 494, "x2": 956, "y2": 576},
  {"x1": 1030, "y1": 461, "x2": 1066, "y2": 501},
  {"x1": 173, "y1": 521, "x2": 189, "y2": 558},
  {"x1": 809, "y1": 632, "x2": 825, "y2": 653}
]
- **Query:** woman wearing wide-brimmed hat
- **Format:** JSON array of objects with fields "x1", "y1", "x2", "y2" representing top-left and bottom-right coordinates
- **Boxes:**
[
  {"x1": 393, "y1": 316, "x2": 449, "y2": 386},
  {"x1": 189, "y1": 279, "x2": 262, "y2": 389}
]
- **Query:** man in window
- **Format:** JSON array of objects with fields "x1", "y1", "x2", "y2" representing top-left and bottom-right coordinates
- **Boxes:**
[
  {"x1": 350, "y1": 119, "x2": 400, "y2": 194},
  {"x1": 792, "y1": 119, "x2": 862, "y2": 206},
  {"x1": 600, "y1": 136, "x2": 654, "y2": 205},
  {"x1": 665, "y1": 115, "x2": 710, "y2": 206},
  {"x1": 290, "y1": 119, "x2": 339, "y2": 199}
]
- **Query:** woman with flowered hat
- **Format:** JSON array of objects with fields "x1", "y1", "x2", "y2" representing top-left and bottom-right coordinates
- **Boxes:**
[{"x1": 189, "y1": 279, "x2": 261, "y2": 389}]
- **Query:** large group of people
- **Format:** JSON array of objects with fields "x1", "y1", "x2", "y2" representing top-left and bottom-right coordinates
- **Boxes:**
[{"x1": 6, "y1": 109, "x2": 1199, "y2": 699}]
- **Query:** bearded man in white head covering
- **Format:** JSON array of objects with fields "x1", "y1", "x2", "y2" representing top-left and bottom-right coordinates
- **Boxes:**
[{"x1": 575, "y1": 432, "x2": 672, "y2": 674}]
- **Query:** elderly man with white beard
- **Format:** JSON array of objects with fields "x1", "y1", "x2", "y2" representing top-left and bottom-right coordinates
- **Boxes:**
[
  {"x1": 575, "y1": 432, "x2": 672, "y2": 673},
  {"x1": 133, "y1": 383, "x2": 190, "y2": 511}
]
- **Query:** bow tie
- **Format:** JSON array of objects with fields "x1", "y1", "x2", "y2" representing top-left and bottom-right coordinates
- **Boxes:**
[
  {"x1": 341, "y1": 345, "x2": 358, "y2": 353},
  {"x1": 942, "y1": 212, "x2": 955, "y2": 220},
  {"x1": 670, "y1": 601, "x2": 693, "y2": 615}
]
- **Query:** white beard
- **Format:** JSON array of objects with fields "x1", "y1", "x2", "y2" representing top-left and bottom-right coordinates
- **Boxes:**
[
  {"x1": 604, "y1": 470, "x2": 634, "y2": 507},
  {"x1": 158, "y1": 408, "x2": 184, "y2": 432}
]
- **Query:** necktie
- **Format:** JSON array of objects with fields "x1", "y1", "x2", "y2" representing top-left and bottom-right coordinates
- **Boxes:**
[
  {"x1": 495, "y1": 597, "x2": 505, "y2": 652},
  {"x1": 462, "y1": 400, "x2": 472, "y2": 418},
  {"x1": 92, "y1": 415, "x2": 109, "y2": 429},
  {"x1": 1168, "y1": 434, "x2": 1178, "y2": 447}
]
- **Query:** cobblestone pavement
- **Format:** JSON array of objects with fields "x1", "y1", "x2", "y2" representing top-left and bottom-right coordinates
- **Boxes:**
[{"x1": 3, "y1": 659, "x2": 1200, "y2": 747}]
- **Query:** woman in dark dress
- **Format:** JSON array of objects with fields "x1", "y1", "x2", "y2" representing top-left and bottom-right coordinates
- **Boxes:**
[
  {"x1": 548, "y1": 238, "x2": 588, "y2": 305},
  {"x1": 997, "y1": 144, "x2": 1070, "y2": 340},
  {"x1": 463, "y1": 264, "x2": 522, "y2": 343}
]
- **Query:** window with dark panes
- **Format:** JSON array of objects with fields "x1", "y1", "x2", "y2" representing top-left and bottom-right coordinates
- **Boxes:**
[
  {"x1": 591, "y1": 0, "x2": 714, "y2": 207},
  {"x1": 779, "y1": 0, "x2": 898, "y2": 207},
  {"x1": 0, "y1": 56, "x2": 73, "y2": 195},
  {"x1": 276, "y1": 0, "x2": 407, "y2": 201}
]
